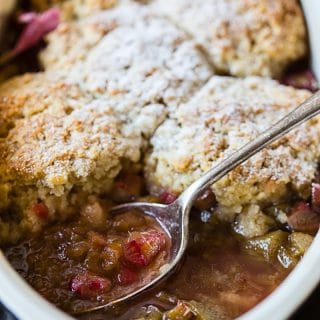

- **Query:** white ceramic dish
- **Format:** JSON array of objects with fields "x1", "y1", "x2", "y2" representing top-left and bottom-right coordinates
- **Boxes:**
[{"x1": 0, "y1": 1, "x2": 319, "y2": 319}]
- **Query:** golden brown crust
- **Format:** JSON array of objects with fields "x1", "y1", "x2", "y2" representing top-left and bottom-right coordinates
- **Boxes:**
[
  {"x1": 0, "y1": 1, "x2": 313, "y2": 242},
  {"x1": 145, "y1": 77, "x2": 319, "y2": 227},
  {"x1": 0, "y1": 72, "x2": 142, "y2": 242},
  {"x1": 0, "y1": 3, "x2": 212, "y2": 242},
  {"x1": 30, "y1": 0, "x2": 118, "y2": 20},
  {"x1": 0, "y1": 72, "x2": 141, "y2": 190},
  {"x1": 152, "y1": 0, "x2": 307, "y2": 77},
  {"x1": 40, "y1": 2, "x2": 212, "y2": 134}
]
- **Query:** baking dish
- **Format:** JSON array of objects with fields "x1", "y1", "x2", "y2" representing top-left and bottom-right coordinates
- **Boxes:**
[{"x1": 0, "y1": 1, "x2": 319, "y2": 319}]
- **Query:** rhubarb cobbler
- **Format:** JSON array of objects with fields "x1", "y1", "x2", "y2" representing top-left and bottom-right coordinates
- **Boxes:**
[{"x1": 0, "y1": 0, "x2": 319, "y2": 319}]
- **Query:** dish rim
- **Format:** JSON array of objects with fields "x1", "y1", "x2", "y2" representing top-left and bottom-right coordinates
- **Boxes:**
[{"x1": 0, "y1": 1, "x2": 319, "y2": 319}]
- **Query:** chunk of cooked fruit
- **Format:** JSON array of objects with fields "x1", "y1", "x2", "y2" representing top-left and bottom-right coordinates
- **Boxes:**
[
  {"x1": 84, "y1": 251, "x2": 104, "y2": 275},
  {"x1": 244, "y1": 229, "x2": 313, "y2": 269},
  {"x1": 112, "y1": 173, "x2": 143, "y2": 202},
  {"x1": 136, "y1": 305, "x2": 163, "y2": 320},
  {"x1": 80, "y1": 197, "x2": 107, "y2": 228},
  {"x1": 123, "y1": 229, "x2": 166, "y2": 268},
  {"x1": 287, "y1": 202, "x2": 320, "y2": 233},
  {"x1": 280, "y1": 69, "x2": 318, "y2": 92},
  {"x1": 66, "y1": 241, "x2": 89, "y2": 261},
  {"x1": 117, "y1": 266, "x2": 139, "y2": 286},
  {"x1": 137, "y1": 195, "x2": 161, "y2": 203},
  {"x1": 289, "y1": 232, "x2": 313, "y2": 257},
  {"x1": 160, "y1": 191, "x2": 177, "y2": 204},
  {"x1": 100, "y1": 245, "x2": 122, "y2": 274},
  {"x1": 123, "y1": 240, "x2": 147, "y2": 267},
  {"x1": 113, "y1": 210, "x2": 146, "y2": 232},
  {"x1": 194, "y1": 189, "x2": 216, "y2": 211},
  {"x1": 70, "y1": 272, "x2": 111, "y2": 299},
  {"x1": 311, "y1": 183, "x2": 320, "y2": 212},
  {"x1": 156, "y1": 291, "x2": 178, "y2": 305},
  {"x1": 244, "y1": 230, "x2": 288, "y2": 262},
  {"x1": 165, "y1": 301, "x2": 200, "y2": 320},
  {"x1": 88, "y1": 231, "x2": 108, "y2": 248},
  {"x1": 32, "y1": 203, "x2": 49, "y2": 219},
  {"x1": 277, "y1": 246, "x2": 298, "y2": 269}
]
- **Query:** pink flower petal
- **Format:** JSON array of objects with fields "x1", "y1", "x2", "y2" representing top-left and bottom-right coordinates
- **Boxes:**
[
  {"x1": 18, "y1": 12, "x2": 38, "y2": 24},
  {"x1": 13, "y1": 8, "x2": 60, "y2": 55},
  {"x1": 0, "y1": 8, "x2": 60, "y2": 66}
]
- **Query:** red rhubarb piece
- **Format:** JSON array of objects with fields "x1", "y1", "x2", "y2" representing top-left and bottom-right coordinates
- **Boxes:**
[
  {"x1": 160, "y1": 191, "x2": 177, "y2": 204},
  {"x1": 70, "y1": 272, "x2": 111, "y2": 299},
  {"x1": 287, "y1": 201, "x2": 320, "y2": 233},
  {"x1": 112, "y1": 173, "x2": 143, "y2": 202},
  {"x1": 117, "y1": 266, "x2": 138, "y2": 285},
  {"x1": 280, "y1": 69, "x2": 318, "y2": 92},
  {"x1": 123, "y1": 229, "x2": 166, "y2": 268},
  {"x1": 32, "y1": 203, "x2": 49, "y2": 219},
  {"x1": 312, "y1": 183, "x2": 320, "y2": 212},
  {"x1": 123, "y1": 239, "x2": 147, "y2": 267}
]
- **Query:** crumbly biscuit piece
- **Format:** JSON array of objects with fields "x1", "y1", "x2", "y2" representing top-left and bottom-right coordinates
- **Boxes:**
[
  {"x1": 145, "y1": 77, "x2": 318, "y2": 228},
  {"x1": 0, "y1": 3, "x2": 212, "y2": 243},
  {"x1": 40, "y1": 2, "x2": 212, "y2": 134},
  {"x1": 152, "y1": 0, "x2": 307, "y2": 77},
  {"x1": 0, "y1": 73, "x2": 141, "y2": 242},
  {"x1": 40, "y1": 3, "x2": 212, "y2": 105}
]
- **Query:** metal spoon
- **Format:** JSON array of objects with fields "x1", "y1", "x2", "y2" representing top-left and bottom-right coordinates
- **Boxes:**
[{"x1": 80, "y1": 90, "x2": 320, "y2": 314}]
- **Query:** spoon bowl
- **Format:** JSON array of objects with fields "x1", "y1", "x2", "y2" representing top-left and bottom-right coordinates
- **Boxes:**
[{"x1": 77, "y1": 200, "x2": 187, "y2": 314}]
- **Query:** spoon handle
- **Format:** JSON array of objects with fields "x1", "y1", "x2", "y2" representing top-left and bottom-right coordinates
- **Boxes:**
[{"x1": 178, "y1": 90, "x2": 320, "y2": 209}]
